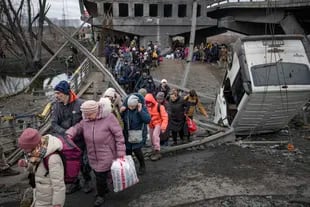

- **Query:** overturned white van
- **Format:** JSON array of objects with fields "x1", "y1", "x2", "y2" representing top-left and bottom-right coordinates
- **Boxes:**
[{"x1": 214, "y1": 35, "x2": 310, "y2": 135}]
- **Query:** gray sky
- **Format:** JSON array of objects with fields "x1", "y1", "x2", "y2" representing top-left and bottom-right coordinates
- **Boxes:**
[{"x1": 46, "y1": 0, "x2": 81, "y2": 19}]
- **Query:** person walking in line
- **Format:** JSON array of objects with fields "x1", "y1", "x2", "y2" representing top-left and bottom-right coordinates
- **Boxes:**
[
  {"x1": 18, "y1": 128, "x2": 66, "y2": 207},
  {"x1": 137, "y1": 88, "x2": 149, "y2": 147},
  {"x1": 167, "y1": 89, "x2": 190, "y2": 145},
  {"x1": 184, "y1": 89, "x2": 208, "y2": 120},
  {"x1": 0, "y1": 144, "x2": 20, "y2": 178},
  {"x1": 155, "y1": 92, "x2": 169, "y2": 146},
  {"x1": 66, "y1": 100, "x2": 126, "y2": 207},
  {"x1": 120, "y1": 94, "x2": 151, "y2": 175},
  {"x1": 156, "y1": 79, "x2": 170, "y2": 100},
  {"x1": 138, "y1": 88, "x2": 147, "y2": 98},
  {"x1": 144, "y1": 93, "x2": 168, "y2": 161},
  {"x1": 102, "y1": 88, "x2": 123, "y2": 110},
  {"x1": 101, "y1": 88, "x2": 124, "y2": 128},
  {"x1": 156, "y1": 92, "x2": 168, "y2": 108},
  {"x1": 51, "y1": 80, "x2": 92, "y2": 194}
]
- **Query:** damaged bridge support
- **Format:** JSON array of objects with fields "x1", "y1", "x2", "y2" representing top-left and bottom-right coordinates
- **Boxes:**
[{"x1": 280, "y1": 13, "x2": 305, "y2": 35}]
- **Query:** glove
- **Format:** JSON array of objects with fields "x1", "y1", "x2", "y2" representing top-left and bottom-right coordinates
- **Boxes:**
[
  {"x1": 120, "y1": 106, "x2": 127, "y2": 113},
  {"x1": 65, "y1": 134, "x2": 73, "y2": 140},
  {"x1": 18, "y1": 159, "x2": 28, "y2": 168}
]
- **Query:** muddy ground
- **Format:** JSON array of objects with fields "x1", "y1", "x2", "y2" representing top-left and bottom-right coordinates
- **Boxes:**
[
  {"x1": 0, "y1": 58, "x2": 310, "y2": 206},
  {"x1": 1, "y1": 125, "x2": 309, "y2": 206}
]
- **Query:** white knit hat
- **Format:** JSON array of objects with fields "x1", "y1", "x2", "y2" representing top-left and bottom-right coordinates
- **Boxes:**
[
  {"x1": 127, "y1": 95, "x2": 139, "y2": 107},
  {"x1": 103, "y1": 88, "x2": 116, "y2": 98}
]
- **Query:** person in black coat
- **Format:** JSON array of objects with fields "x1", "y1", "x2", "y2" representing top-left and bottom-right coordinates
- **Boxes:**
[
  {"x1": 166, "y1": 89, "x2": 190, "y2": 145},
  {"x1": 156, "y1": 79, "x2": 170, "y2": 100}
]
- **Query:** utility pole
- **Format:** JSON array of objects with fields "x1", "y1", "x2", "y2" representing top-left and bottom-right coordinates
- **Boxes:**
[
  {"x1": 181, "y1": 0, "x2": 197, "y2": 88},
  {"x1": 62, "y1": 0, "x2": 66, "y2": 27}
]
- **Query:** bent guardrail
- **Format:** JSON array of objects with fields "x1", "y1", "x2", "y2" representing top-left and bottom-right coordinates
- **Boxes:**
[{"x1": 0, "y1": 43, "x2": 98, "y2": 158}]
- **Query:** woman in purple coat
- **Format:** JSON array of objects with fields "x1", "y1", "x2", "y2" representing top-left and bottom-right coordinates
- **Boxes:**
[{"x1": 66, "y1": 99, "x2": 126, "y2": 207}]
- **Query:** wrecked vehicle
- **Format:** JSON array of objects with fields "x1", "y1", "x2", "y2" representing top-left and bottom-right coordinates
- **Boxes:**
[{"x1": 214, "y1": 35, "x2": 310, "y2": 135}]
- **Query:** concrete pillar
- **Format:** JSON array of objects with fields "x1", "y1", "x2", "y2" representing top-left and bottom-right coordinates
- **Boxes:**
[
  {"x1": 144, "y1": 3, "x2": 149, "y2": 17},
  {"x1": 172, "y1": 3, "x2": 178, "y2": 18},
  {"x1": 280, "y1": 13, "x2": 305, "y2": 35},
  {"x1": 200, "y1": 1, "x2": 207, "y2": 17},
  {"x1": 113, "y1": 2, "x2": 119, "y2": 17},
  {"x1": 158, "y1": 3, "x2": 163, "y2": 17},
  {"x1": 128, "y1": 2, "x2": 133, "y2": 17},
  {"x1": 97, "y1": 2, "x2": 104, "y2": 16},
  {"x1": 186, "y1": 3, "x2": 191, "y2": 18}
]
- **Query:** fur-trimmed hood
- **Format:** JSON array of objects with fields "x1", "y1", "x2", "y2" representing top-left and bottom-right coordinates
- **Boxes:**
[{"x1": 98, "y1": 97, "x2": 113, "y2": 119}]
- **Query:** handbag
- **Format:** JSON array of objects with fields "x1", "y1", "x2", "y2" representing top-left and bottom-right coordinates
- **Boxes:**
[
  {"x1": 128, "y1": 130, "x2": 143, "y2": 143},
  {"x1": 111, "y1": 155, "x2": 139, "y2": 192},
  {"x1": 127, "y1": 116, "x2": 143, "y2": 143},
  {"x1": 186, "y1": 116, "x2": 197, "y2": 134}
]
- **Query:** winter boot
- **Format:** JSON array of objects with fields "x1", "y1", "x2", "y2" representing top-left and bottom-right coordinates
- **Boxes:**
[
  {"x1": 134, "y1": 148, "x2": 146, "y2": 175},
  {"x1": 83, "y1": 180, "x2": 93, "y2": 194},
  {"x1": 66, "y1": 180, "x2": 81, "y2": 194},
  {"x1": 94, "y1": 196, "x2": 105, "y2": 207},
  {"x1": 150, "y1": 150, "x2": 162, "y2": 161},
  {"x1": 137, "y1": 165, "x2": 146, "y2": 175}
]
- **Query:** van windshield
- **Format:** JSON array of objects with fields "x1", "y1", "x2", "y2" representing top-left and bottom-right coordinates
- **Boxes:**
[{"x1": 251, "y1": 62, "x2": 310, "y2": 86}]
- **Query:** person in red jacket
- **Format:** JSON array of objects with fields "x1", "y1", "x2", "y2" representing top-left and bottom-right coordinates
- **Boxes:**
[{"x1": 144, "y1": 93, "x2": 168, "y2": 161}]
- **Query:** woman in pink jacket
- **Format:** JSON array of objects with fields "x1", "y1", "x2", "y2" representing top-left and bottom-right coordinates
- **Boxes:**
[{"x1": 66, "y1": 99, "x2": 126, "y2": 207}]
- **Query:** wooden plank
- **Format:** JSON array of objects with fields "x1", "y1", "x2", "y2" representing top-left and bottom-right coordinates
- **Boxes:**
[
  {"x1": 238, "y1": 140, "x2": 289, "y2": 145},
  {"x1": 161, "y1": 128, "x2": 235, "y2": 154},
  {"x1": 77, "y1": 81, "x2": 93, "y2": 97}
]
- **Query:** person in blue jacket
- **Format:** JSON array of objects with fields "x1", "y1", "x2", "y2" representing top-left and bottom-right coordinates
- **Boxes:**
[{"x1": 120, "y1": 93, "x2": 151, "y2": 175}]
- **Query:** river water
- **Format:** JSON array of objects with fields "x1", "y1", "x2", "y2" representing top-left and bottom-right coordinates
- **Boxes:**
[{"x1": 0, "y1": 73, "x2": 70, "y2": 97}]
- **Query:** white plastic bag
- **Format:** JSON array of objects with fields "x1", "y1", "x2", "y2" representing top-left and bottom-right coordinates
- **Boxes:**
[{"x1": 111, "y1": 155, "x2": 139, "y2": 192}]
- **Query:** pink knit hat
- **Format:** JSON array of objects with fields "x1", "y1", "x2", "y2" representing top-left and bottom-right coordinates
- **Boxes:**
[
  {"x1": 18, "y1": 128, "x2": 41, "y2": 152},
  {"x1": 81, "y1": 100, "x2": 99, "y2": 114}
]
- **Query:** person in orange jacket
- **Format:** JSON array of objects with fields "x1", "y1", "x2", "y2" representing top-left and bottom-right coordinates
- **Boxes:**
[{"x1": 144, "y1": 93, "x2": 168, "y2": 161}]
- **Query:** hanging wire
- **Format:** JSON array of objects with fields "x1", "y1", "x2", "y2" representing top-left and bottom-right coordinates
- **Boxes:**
[
  {"x1": 246, "y1": 0, "x2": 275, "y2": 138},
  {"x1": 246, "y1": 0, "x2": 293, "y2": 146},
  {"x1": 267, "y1": 0, "x2": 293, "y2": 149}
]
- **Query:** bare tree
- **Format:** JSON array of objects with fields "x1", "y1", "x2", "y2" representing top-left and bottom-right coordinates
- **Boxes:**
[{"x1": 0, "y1": 0, "x2": 50, "y2": 73}]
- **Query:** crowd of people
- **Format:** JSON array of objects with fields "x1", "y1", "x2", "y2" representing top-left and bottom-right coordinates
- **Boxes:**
[
  {"x1": 103, "y1": 37, "x2": 162, "y2": 94},
  {"x1": 169, "y1": 40, "x2": 231, "y2": 69},
  {"x1": 0, "y1": 35, "x2": 210, "y2": 207},
  {"x1": 6, "y1": 76, "x2": 209, "y2": 206}
]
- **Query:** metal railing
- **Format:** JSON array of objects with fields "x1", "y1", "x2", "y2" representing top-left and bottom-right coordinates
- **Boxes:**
[
  {"x1": 69, "y1": 45, "x2": 97, "y2": 93},
  {"x1": 206, "y1": 0, "x2": 310, "y2": 9},
  {"x1": 0, "y1": 43, "x2": 98, "y2": 155}
]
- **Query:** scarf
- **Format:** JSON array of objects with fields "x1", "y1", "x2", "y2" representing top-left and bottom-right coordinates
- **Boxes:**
[{"x1": 26, "y1": 136, "x2": 49, "y2": 171}]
